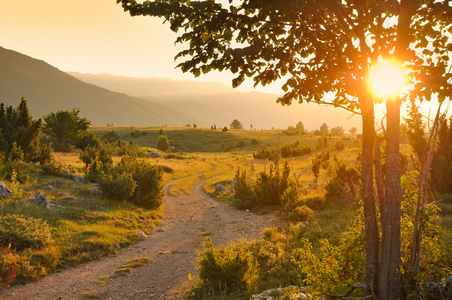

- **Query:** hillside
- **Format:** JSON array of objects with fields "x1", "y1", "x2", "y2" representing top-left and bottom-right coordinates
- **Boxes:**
[
  {"x1": 70, "y1": 73, "x2": 362, "y2": 131},
  {"x1": 0, "y1": 46, "x2": 201, "y2": 126}
]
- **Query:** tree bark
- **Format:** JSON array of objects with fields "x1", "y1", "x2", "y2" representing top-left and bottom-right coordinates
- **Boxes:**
[
  {"x1": 359, "y1": 95, "x2": 379, "y2": 298},
  {"x1": 378, "y1": 98, "x2": 402, "y2": 300}
]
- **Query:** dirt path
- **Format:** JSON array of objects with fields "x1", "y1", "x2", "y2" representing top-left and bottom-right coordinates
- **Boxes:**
[{"x1": 1, "y1": 176, "x2": 285, "y2": 300}]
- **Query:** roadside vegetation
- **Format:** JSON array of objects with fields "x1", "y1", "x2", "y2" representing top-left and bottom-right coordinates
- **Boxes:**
[{"x1": 1, "y1": 100, "x2": 451, "y2": 299}]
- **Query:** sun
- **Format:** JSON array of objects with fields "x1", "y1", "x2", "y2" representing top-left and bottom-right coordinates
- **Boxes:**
[{"x1": 369, "y1": 60, "x2": 406, "y2": 99}]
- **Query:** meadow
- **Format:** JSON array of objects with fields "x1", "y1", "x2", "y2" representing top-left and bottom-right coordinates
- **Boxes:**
[{"x1": 1, "y1": 126, "x2": 451, "y2": 299}]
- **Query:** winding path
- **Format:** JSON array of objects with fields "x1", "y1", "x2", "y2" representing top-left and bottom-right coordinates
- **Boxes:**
[{"x1": 0, "y1": 176, "x2": 284, "y2": 300}]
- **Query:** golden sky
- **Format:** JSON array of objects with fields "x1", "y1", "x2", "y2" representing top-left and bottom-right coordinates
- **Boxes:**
[{"x1": 0, "y1": 0, "x2": 281, "y2": 92}]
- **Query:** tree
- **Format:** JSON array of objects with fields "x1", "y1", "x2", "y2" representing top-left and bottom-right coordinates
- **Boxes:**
[
  {"x1": 0, "y1": 98, "x2": 42, "y2": 161},
  {"x1": 403, "y1": 102, "x2": 427, "y2": 163},
  {"x1": 230, "y1": 119, "x2": 243, "y2": 130},
  {"x1": 319, "y1": 123, "x2": 329, "y2": 136},
  {"x1": 330, "y1": 126, "x2": 344, "y2": 136},
  {"x1": 156, "y1": 134, "x2": 169, "y2": 151},
  {"x1": 295, "y1": 121, "x2": 306, "y2": 135},
  {"x1": 43, "y1": 109, "x2": 91, "y2": 152},
  {"x1": 118, "y1": 1, "x2": 452, "y2": 297},
  {"x1": 348, "y1": 127, "x2": 358, "y2": 135}
]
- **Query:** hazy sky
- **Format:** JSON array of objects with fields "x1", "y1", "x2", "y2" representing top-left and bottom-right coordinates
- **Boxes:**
[{"x1": 0, "y1": 0, "x2": 281, "y2": 93}]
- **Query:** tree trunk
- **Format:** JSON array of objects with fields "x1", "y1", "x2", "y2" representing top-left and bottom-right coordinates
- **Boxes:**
[
  {"x1": 378, "y1": 98, "x2": 402, "y2": 300},
  {"x1": 359, "y1": 95, "x2": 379, "y2": 298}
]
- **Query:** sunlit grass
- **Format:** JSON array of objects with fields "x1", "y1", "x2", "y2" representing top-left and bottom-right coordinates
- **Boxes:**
[{"x1": 168, "y1": 176, "x2": 200, "y2": 195}]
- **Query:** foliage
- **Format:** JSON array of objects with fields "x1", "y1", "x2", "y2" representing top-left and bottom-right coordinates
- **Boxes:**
[
  {"x1": 326, "y1": 157, "x2": 361, "y2": 201},
  {"x1": 316, "y1": 137, "x2": 328, "y2": 149},
  {"x1": 98, "y1": 156, "x2": 165, "y2": 209},
  {"x1": 0, "y1": 214, "x2": 52, "y2": 251},
  {"x1": 283, "y1": 121, "x2": 306, "y2": 135},
  {"x1": 311, "y1": 150, "x2": 331, "y2": 181},
  {"x1": 254, "y1": 162, "x2": 290, "y2": 207},
  {"x1": 403, "y1": 102, "x2": 427, "y2": 163},
  {"x1": 98, "y1": 172, "x2": 137, "y2": 202},
  {"x1": 102, "y1": 129, "x2": 120, "y2": 142},
  {"x1": 196, "y1": 238, "x2": 257, "y2": 296},
  {"x1": 43, "y1": 109, "x2": 91, "y2": 152},
  {"x1": 253, "y1": 140, "x2": 311, "y2": 161},
  {"x1": 0, "y1": 99, "x2": 42, "y2": 162},
  {"x1": 229, "y1": 119, "x2": 243, "y2": 130},
  {"x1": 431, "y1": 116, "x2": 452, "y2": 194},
  {"x1": 313, "y1": 123, "x2": 329, "y2": 136},
  {"x1": 233, "y1": 162, "x2": 291, "y2": 210},
  {"x1": 157, "y1": 134, "x2": 170, "y2": 151},
  {"x1": 330, "y1": 126, "x2": 344, "y2": 136},
  {"x1": 222, "y1": 126, "x2": 228, "y2": 132},
  {"x1": 333, "y1": 140, "x2": 345, "y2": 151},
  {"x1": 348, "y1": 127, "x2": 358, "y2": 135},
  {"x1": 233, "y1": 168, "x2": 254, "y2": 209}
]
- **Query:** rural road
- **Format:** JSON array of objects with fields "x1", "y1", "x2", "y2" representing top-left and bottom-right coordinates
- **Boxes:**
[{"x1": 0, "y1": 176, "x2": 284, "y2": 299}]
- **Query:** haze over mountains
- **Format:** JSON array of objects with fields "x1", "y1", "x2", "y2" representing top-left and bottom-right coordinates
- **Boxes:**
[{"x1": 0, "y1": 46, "x2": 361, "y2": 130}]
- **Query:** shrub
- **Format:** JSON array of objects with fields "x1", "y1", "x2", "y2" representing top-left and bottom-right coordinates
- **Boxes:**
[
  {"x1": 251, "y1": 138, "x2": 259, "y2": 145},
  {"x1": 233, "y1": 168, "x2": 254, "y2": 206},
  {"x1": 235, "y1": 140, "x2": 246, "y2": 148},
  {"x1": 156, "y1": 135, "x2": 169, "y2": 151},
  {"x1": 197, "y1": 238, "x2": 256, "y2": 295},
  {"x1": 98, "y1": 172, "x2": 136, "y2": 202},
  {"x1": 98, "y1": 156, "x2": 165, "y2": 209},
  {"x1": 0, "y1": 246, "x2": 17, "y2": 289},
  {"x1": 254, "y1": 162, "x2": 290, "y2": 206},
  {"x1": 0, "y1": 215, "x2": 52, "y2": 251},
  {"x1": 41, "y1": 160, "x2": 66, "y2": 176},
  {"x1": 334, "y1": 140, "x2": 345, "y2": 150}
]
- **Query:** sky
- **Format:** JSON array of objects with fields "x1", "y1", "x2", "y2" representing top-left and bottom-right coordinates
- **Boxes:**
[
  {"x1": 0, "y1": 0, "x2": 281, "y2": 93},
  {"x1": 0, "y1": 1, "x2": 448, "y2": 119}
]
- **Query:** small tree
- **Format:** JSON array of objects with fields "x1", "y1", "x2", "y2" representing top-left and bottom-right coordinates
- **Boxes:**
[
  {"x1": 43, "y1": 108, "x2": 91, "y2": 152},
  {"x1": 222, "y1": 126, "x2": 228, "y2": 132},
  {"x1": 230, "y1": 119, "x2": 243, "y2": 130},
  {"x1": 319, "y1": 123, "x2": 329, "y2": 136},
  {"x1": 296, "y1": 121, "x2": 306, "y2": 135},
  {"x1": 156, "y1": 135, "x2": 169, "y2": 151},
  {"x1": 348, "y1": 127, "x2": 358, "y2": 135},
  {"x1": 330, "y1": 126, "x2": 344, "y2": 136}
]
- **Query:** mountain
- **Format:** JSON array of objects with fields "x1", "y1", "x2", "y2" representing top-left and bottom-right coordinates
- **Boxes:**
[
  {"x1": 0, "y1": 46, "x2": 361, "y2": 130},
  {"x1": 70, "y1": 73, "x2": 362, "y2": 131},
  {"x1": 68, "y1": 72, "x2": 232, "y2": 99},
  {"x1": 0, "y1": 46, "x2": 202, "y2": 126}
]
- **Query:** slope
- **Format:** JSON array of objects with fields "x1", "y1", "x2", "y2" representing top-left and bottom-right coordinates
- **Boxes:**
[{"x1": 0, "y1": 46, "x2": 201, "y2": 126}]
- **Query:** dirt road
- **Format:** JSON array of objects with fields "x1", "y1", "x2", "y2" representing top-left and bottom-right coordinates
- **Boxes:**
[{"x1": 1, "y1": 177, "x2": 284, "y2": 300}]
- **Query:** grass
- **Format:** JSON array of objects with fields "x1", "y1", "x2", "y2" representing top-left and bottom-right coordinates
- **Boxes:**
[
  {"x1": 2, "y1": 126, "x2": 450, "y2": 294},
  {"x1": 0, "y1": 170, "x2": 161, "y2": 284},
  {"x1": 168, "y1": 176, "x2": 199, "y2": 195}
]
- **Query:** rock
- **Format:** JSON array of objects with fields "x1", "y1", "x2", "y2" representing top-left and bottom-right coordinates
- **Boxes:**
[
  {"x1": 215, "y1": 183, "x2": 227, "y2": 192},
  {"x1": 73, "y1": 175, "x2": 84, "y2": 182},
  {"x1": 137, "y1": 231, "x2": 148, "y2": 239},
  {"x1": 0, "y1": 181, "x2": 11, "y2": 198},
  {"x1": 250, "y1": 286, "x2": 311, "y2": 300},
  {"x1": 34, "y1": 192, "x2": 50, "y2": 206},
  {"x1": 90, "y1": 187, "x2": 99, "y2": 195},
  {"x1": 65, "y1": 196, "x2": 74, "y2": 200},
  {"x1": 47, "y1": 185, "x2": 55, "y2": 190},
  {"x1": 231, "y1": 179, "x2": 235, "y2": 191}
]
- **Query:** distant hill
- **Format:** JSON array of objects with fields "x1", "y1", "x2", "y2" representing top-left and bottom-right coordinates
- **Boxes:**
[
  {"x1": 0, "y1": 46, "x2": 361, "y2": 130},
  {"x1": 0, "y1": 46, "x2": 202, "y2": 126},
  {"x1": 70, "y1": 73, "x2": 362, "y2": 131}
]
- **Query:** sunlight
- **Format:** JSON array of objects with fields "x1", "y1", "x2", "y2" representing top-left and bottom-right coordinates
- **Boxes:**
[{"x1": 369, "y1": 60, "x2": 406, "y2": 99}]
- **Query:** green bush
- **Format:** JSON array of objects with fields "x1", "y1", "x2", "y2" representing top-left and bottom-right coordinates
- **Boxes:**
[
  {"x1": 98, "y1": 156, "x2": 165, "y2": 209},
  {"x1": 197, "y1": 238, "x2": 256, "y2": 296},
  {"x1": 0, "y1": 215, "x2": 52, "y2": 251},
  {"x1": 98, "y1": 172, "x2": 136, "y2": 202},
  {"x1": 41, "y1": 160, "x2": 66, "y2": 176}
]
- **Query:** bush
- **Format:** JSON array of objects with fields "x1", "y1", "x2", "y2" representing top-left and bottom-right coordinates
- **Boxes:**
[
  {"x1": 0, "y1": 246, "x2": 17, "y2": 289},
  {"x1": 0, "y1": 215, "x2": 52, "y2": 251},
  {"x1": 98, "y1": 156, "x2": 165, "y2": 209},
  {"x1": 41, "y1": 160, "x2": 66, "y2": 176},
  {"x1": 197, "y1": 238, "x2": 256, "y2": 295},
  {"x1": 98, "y1": 172, "x2": 136, "y2": 202},
  {"x1": 334, "y1": 140, "x2": 345, "y2": 150}
]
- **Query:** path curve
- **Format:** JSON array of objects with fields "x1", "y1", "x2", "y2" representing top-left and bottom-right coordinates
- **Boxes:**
[{"x1": 1, "y1": 177, "x2": 285, "y2": 300}]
